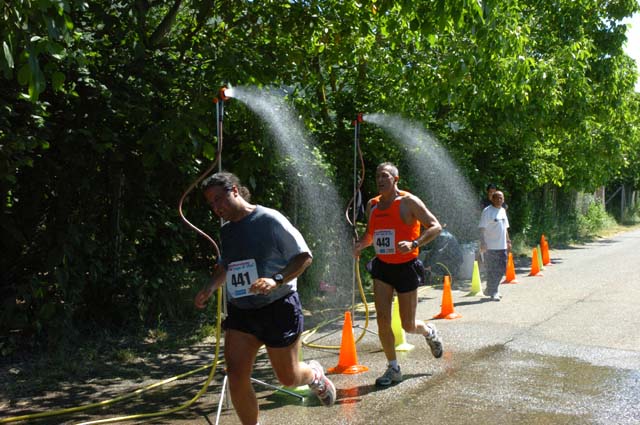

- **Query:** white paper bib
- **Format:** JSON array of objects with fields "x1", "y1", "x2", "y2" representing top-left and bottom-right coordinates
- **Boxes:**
[
  {"x1": 226, "y1": 259, "x2": 258, "y2": 298},
  {"x1": 374, "y1": 229, "x2": 396, "y2": 255}
]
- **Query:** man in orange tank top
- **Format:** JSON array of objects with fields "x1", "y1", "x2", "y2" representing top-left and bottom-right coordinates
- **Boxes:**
[{"x1": 354, "y1": 162, "x2": 445, "y2": 387}]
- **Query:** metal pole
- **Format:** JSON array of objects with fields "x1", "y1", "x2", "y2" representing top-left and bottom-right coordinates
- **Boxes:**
[{"x1": 351, "y1": 118, "x2": 360, "y2": 318}]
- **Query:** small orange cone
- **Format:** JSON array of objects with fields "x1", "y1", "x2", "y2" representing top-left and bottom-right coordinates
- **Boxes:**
[
  {"x1": 541, "y1": 236, "x2": 551, "y2": 266},
  {"x1": 327, "y1": 311, "x2": 368, "y2": 374},
  {"x1": 433, "y1": 275, "x2": 462, "y2": 320},
  {"x1": 502, "y1": 252, "x2": 518, "y2": 284},
  {"x1": 528, "y1": 247, "x2": 543, "y2": 277}
]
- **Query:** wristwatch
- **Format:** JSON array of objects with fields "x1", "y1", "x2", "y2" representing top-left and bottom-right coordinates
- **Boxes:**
[
  {"x1": 273, "y1": 273, "x2": 285, "y2": 286},
  {"x1": 411, "y1": 240, "x2": 419, "y2": 249}
]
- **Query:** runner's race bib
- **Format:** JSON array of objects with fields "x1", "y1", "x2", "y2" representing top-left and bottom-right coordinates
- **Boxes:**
[
  {"x1": 374, "y1": 229, "x2": 396, "y2": 255},
  {"x1": 226, "y1": 259, "x2": 259, "y2": 298}
]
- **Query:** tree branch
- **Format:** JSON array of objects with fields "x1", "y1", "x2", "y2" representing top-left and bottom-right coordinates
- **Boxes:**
[{"x1": 148, "y1": 0, "x2": 182, "y2": 48}]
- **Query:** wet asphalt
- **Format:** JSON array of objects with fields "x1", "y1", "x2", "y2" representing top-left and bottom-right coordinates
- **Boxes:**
[
  {"x1": 192, "y1": 229, "x2": 640, "y2": 425},
  {"x1": 6, "y1": 230, "x2": 639, "y2": 425}
]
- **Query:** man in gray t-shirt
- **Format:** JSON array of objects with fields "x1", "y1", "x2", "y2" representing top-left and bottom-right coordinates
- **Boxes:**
[
  {"x1": 193, "y1": 172, "x2": 336, "y2": 424},
  {"x1": 220, "y1": 205, "x2": 310, "y2": 309}
]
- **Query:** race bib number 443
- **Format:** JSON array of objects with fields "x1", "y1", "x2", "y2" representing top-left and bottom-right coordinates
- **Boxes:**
[
  {"x1": 226, "y1": 259, "x2": 259, "y2": 298},
  {"x1": 374, "y1": 229, "x2": 396, "y2": 255}
]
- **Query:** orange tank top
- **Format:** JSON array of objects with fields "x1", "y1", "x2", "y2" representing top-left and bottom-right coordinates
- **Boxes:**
[{"x1": 367, "y1": 191, "x2": 421, "y2": 264}]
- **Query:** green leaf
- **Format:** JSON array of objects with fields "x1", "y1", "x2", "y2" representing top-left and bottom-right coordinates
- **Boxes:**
[
  {"x1": 2, "y1": 42, "x2": 14, "y2": 69},
  {"x1": 17, "y1": 64, "x2": 30, "y2": 86},
  {"x1": 203, "y1": 140, "x2": 216, "y2": 160},
  {"x1": 52, "y1": 71, "x2": 65, "y2": 91}
]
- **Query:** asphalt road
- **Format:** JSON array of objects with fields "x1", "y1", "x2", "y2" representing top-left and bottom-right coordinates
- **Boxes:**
[
  {"x1": 4, "y1": 229, "x2": 640, "y2": 425},
  {"x1": 196, "y1": 229, "x2": 640, "y2": 425}
]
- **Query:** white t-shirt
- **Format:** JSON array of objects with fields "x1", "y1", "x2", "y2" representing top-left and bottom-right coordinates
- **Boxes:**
[{"x1": 478, "y1": 205, "x2": 509, "y2": 250}]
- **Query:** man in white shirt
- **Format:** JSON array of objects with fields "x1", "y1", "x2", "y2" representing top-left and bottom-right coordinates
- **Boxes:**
[{"x1": 478, "y1": 191, "x2": 511, "y2": 301}]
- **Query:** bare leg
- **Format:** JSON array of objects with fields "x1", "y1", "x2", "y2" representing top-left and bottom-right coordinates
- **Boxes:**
[
  {"x1": 266, "y1": 336, "x2": 314, "y2": 388},
  {"x1": 397, "y1": 289, "x2": 430, "y2": 336},
  {"x1": 224, "y1": 329, "x2": 262, "y2": 425},
  {"x1": 374, "y1": 279, "x2": 396, "y2": 362}
]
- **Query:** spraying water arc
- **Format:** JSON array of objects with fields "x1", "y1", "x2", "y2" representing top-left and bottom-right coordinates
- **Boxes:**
[
  {"x1": 226, "y1": 86, "x2": 354, "y2": 294},
  {"x1": 362, "y1": 113, "x2": 480, "y2": 241},
  {"x1": 304, "y1": 113, "x2": 372, "y2": 352}
]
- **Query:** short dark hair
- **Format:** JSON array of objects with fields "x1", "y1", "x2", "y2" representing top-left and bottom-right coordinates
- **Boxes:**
[
  {"x1": 486, "y1": 183, "x2": 497, "y2": 192},
  {"x1": 202, "y1": 171, "x2": 251, "y2": 201},
  {"x1": 377, "y1": 162, "x2": 399, "y2": 178}
]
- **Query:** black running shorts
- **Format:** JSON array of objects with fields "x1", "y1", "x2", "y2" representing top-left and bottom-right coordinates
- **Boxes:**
[
  {"x1": 223, "y1": 291, "x2": 303, "y2": 348},
  {"x1": 370, "y1": 257, "x2": 424, "y2": 293}
]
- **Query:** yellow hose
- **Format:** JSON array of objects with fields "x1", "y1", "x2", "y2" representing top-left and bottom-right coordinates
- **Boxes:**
[
  {"x1": 1, "y1": 263, "x2": 447, "y2": 423},
  {"x1": 0, "y1": 289, "x2": 224, "y2": 425},
  {"x1": 301, "y1": 260, "x2": 371, "y2": 349}
]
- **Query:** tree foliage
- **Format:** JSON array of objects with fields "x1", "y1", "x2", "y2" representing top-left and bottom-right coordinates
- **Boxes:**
[{"x1": 1, "y1": 0, "x2": 639, "y2": 348}]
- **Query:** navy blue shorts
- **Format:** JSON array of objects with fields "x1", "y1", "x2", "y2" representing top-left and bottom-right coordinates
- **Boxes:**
[
  {"x1": 369, "y1": 257, "x2": 424, "y2": 293},
  {"x1": 223, "y1": 291, "x2": 304, "y2": 348}
]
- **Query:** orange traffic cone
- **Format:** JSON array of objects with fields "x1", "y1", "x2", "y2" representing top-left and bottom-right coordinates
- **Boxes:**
[
  {"x1": 327, "y1": 311, "x2": 368, "y2": 374},
  {"x1": 528, "y1": 247, "x2": 543, "y2": 277},
  {"x1": 433, "y1": 275, "x2": 462, "y2": 320},
  {"x1": 502, "y1": 252, "x2": 518, "y2": 284},
  {"x1": 541, "y1": 235, "x2": 551, "y2": 266}
]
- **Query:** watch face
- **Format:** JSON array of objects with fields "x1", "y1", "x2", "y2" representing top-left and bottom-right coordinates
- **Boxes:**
[{"x1": 274, "y1": 274, "x2": 284, "y2": 284}]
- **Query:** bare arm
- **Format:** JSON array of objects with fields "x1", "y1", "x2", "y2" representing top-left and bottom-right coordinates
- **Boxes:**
[
  {"x1": 479, "y1": 228, "x2": 487, "y2": 253},
  {"x1": 194, "y1": 263, "x2": 227, "y2": 309},
  {"x1": 249, "y1": 252, "x2": 313, "y2": 295},
  {"x1": 353, "y1": 199, "x2": 374, "y2": 257},
  {"x1": 397, "y1": 194, "x2": 442, "y2": 253}
]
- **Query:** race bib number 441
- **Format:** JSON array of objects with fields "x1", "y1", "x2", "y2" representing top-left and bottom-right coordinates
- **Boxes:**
[
  {"x1": 226, "y1": 259, "x2": 259, "y2": 298},
  {"x1": 374, "y1": 229, "x2": 396, "y2": 255}
]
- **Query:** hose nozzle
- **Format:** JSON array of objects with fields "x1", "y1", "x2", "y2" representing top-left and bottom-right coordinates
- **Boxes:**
[{"x1": 219, "y1": 86, "x2": 233, "y2": 101}]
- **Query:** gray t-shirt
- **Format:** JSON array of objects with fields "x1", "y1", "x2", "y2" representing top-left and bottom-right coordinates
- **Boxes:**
[{"x1": 220, "y1": 205, "x2": 311, "y2": 309}]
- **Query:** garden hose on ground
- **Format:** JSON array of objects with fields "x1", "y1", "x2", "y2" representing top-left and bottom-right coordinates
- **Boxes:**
[
  {"x1": 0, "y1": 266, "x2": 449, "y2": 423},
  {"x1": 300, "y1": 261, "x2": 454, "y2": 351},
  {"x1": 301, "y1": 260, "x2": 371, "y2": 350},
  {"x1": 71, "y1": 290, "x2": 224, "y2": 425},
  {"x1": 0, "y1": 291, "x2": 223, "y2": 424}
]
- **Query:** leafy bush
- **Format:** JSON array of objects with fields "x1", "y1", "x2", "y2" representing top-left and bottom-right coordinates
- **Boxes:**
[{"x1": 577, "y1": 196, "x2": 616, "y2": 237}]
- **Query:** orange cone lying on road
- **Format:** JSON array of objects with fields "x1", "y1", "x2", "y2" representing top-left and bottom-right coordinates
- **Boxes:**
[
  {"x1": 328, "y1": 311, "x2": 368, "y2": 375},
  {"x1": 502, "y1": 252, "x2": 519, "y2": 284},
  {"x1": 433, "y1": 275, "x2": 462, "y2": 320},
  {"x1": 529, "y1": 247, "x2": 544, "y2": 277}
]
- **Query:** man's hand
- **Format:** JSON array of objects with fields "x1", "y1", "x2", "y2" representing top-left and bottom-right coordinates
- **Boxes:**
[
  {"x1": 353, "y1": 242, "x2": 363, "y2": 258},
  {"x1": 397, "y1": 240, "x2": 414, "y2": 254},
  {"x1": 249, "y1": 278, "x2": 278, "y2": 295},
  {"x1": 194, "y1": 287, "x2": 214, "y2": 309}
]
